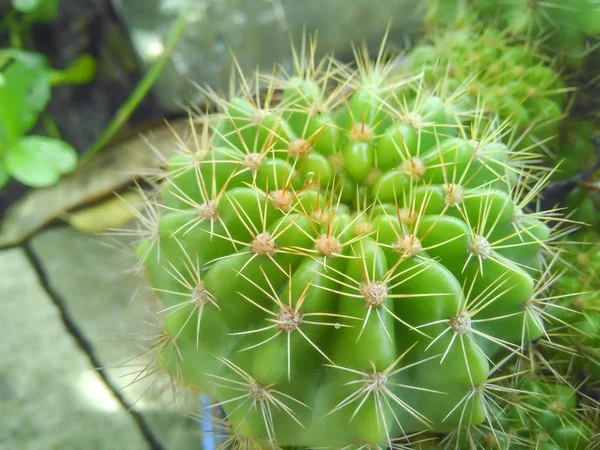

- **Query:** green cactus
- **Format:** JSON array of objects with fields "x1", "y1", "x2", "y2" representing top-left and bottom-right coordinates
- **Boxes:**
[
  {"x1": 528, "y1": 119, "x2": 600, "y2": 228},
  {"x1": 425, "y1": 0, "x2": 471, "y2": 28},
  {"x1": 554, "y1": 121, "x2": 598, "y2": 182},
  {"x1": 132, "y1": 45, "x2": 573, "y2": 447},
  {"x1": 475, "y1": 0, "x2": 600, "y2": 62},
  {"x1": 542, "y1": 229, "x2": 600, "y2": 384},
  {"x1": 437, "y1": 372, "x2": 594, "y2": 450},
  {"x1": 567, "y1": 183, "x2": 600, "y2": 229},
  {"x1": 556, "y1": 120, "x2": 600, "y2": 229},
  {"x1": 426, "y1": 0, "x2": 600, "y2": 63},
  {"x1": 408, "y1": 25, "x2": 566, "y2": 157}
]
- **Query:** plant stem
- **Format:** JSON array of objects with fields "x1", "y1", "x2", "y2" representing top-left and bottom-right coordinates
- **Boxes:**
[
  {"x1": 0, "y1": 10, "x2": 16, "y2": 34},
  {"x1": 79, "y1": 6, "x2": 188, "y2": 165},
  {"x1": 8, "y1": 15, "x2": 22, "y2": 49},
  {"x1": 41, "y1": 112, "x2": 62, "y2": 139}
]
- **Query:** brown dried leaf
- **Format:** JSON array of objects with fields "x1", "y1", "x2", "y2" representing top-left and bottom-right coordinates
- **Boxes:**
[
  {"x1": 0, "y1": 118, "x2": 193, "y2": 247},
  {"x1": 63, "y1": 191, "x2": 145, "y2": 234}
]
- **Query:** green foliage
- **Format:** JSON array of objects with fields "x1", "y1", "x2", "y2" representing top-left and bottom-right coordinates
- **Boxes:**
[
  {"x1": 4, "y1": 135, "x2": 77, "y2": 187},
  {"x1": 0, "y1": 50, "x2": 86, "y2": 188},
  {"x1": 0, "y1": 50, "x2": 50, "y2": 142},
  {"x1": 0, "y1": 2, "x2": 96, "y2": 189}
]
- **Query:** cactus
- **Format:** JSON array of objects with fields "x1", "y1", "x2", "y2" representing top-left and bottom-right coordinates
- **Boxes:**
[
  {"x1": 426, "y1": 0, "x2": 600, "y2": 62},
  {"x1": 132, "y1": 43, "x2": 575, "y2": 447},
  {"x1": 542, "y1": 229, "x2": 600, "y2": 383},
  {"x1": 474, "y1": 0, "x2": 600, "y2": 61},
  {"x1": 438, "y1": 373, "x2": 594, "y2": 449},
  {"x1": 408, "y1": 25, "x2": 565, "y2": 157},
  {"x1": 554, "y1": 121, "x2": 598, "y2": 181},
  {"x1": 568, "y1": 182, "x2": 600, "y2": 229},
  {"x1": 556, "y1": 121, "x2": 600, "y2": 228}
]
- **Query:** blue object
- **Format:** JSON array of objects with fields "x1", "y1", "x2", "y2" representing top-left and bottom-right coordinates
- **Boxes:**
[{"x1": 200, "y1": 394, "x2": 218, "y2": 450}]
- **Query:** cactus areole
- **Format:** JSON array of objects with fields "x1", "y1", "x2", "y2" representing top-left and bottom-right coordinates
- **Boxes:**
[{"x1": 136, "y1": 47, "x2": 557, "y2": 447}]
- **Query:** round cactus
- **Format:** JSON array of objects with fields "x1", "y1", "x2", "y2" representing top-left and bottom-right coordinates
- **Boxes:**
[
  {"x1": 568, "y1": 183, "x2": 600, "y2": 229},
  {"x1": 543, "y1": 229, "x2": 600, "y2": 382},
  {"x1": 554, "y1": 120, "x2": 600, "y2": 229},
  {"x1": 426, "y1": 0, "x2": 600, "y2": 62},
  {"x1": 134, "y1": 45, "x2": 567, "y2": 447},
  {"x1": 408, "y1": 25, "x2": 566, "y2": 157},
  {"x1": 554, "y1": 121, "x2": 598, "y2": 182},
  {"x1": 474, "y1": 0, "x2": 600, "y2": 61},
  {"x1": 437, "y1": 371, "x2": 594, "y2": 450},
  {"x1": 425, "y1": 0, "x2": 471, "y2": 28}
]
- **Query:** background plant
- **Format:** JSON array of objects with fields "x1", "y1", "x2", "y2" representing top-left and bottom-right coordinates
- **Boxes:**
[{"x1": 0, "y1": 0, "x2": 96, "y2": 188}]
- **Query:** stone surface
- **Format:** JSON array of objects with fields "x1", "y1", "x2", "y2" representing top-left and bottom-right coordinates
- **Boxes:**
[
  {"x1": 30, "y1": 226, "x2": 204, "y2": 450},
  {"x1": 0, "y1": 247, "x2": 148, "y2": 450},
  {"x1": 111, "y1": 0, "x2": 425, "y2": 111}
]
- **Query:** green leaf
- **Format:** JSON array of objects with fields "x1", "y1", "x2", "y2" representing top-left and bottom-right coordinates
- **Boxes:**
[
  {"x1": 5, "y1": 136, "x2": 78, "y2": 188},
  {"x1": 29, "y1": 0, "x2": 59, "y2": 23},
  {"x1": 0, "y1": 50, "x2": 51, "y2": 141},
  {"x1": 12, "y1": 0, "x2": 59, "y2": 22},
  {"x1": 12, "y1": 0, "x2": 42, "y2": 13}
]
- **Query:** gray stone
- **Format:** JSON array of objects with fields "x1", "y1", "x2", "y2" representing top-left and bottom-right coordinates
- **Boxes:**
[
  {"x1": 0, "y1": 247, "x2": 148, "y2": 450},
  {"x1": 30, "y1": 227, "x2": 205, "y2": 450},
  {"x1": 111, "y1": 0, "x2": 425, "y2": 111}
]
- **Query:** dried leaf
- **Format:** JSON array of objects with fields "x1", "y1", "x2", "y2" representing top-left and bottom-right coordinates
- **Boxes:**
[
  {"x1": 0, "y1": 118, "x2": 194, "y2": 247},
  {"x1": 63, "y1": 191, "x2": 145, "y2": 234}
]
